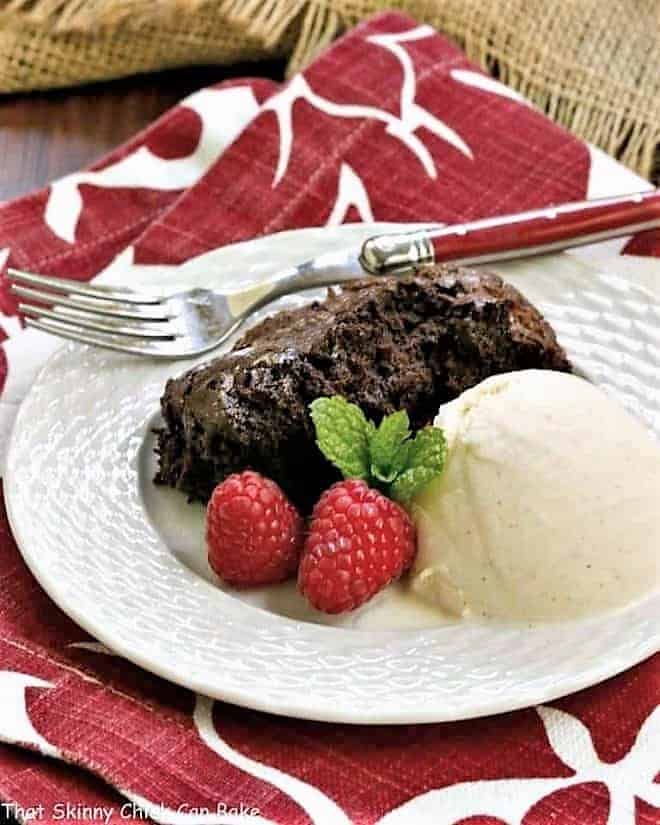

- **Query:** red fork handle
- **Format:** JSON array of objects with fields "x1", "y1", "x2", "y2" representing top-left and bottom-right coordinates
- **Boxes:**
[{"x1": 360, "y1": 190, "x2": 660, "y2": 275}]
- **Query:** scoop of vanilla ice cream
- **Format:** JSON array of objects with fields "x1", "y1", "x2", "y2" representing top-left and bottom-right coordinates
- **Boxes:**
[{"x1": 410, "y1": 370, "x2": 660, "y2": 621}]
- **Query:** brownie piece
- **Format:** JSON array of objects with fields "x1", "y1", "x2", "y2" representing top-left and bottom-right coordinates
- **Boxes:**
[{"x1": 155, "y1": 265, "x2": 571, "y2": 510}]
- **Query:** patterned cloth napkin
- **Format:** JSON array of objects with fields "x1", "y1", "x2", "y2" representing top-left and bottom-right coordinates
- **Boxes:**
[{"x1": 0, "y1": 13, "x2": 658, "y2": 825}]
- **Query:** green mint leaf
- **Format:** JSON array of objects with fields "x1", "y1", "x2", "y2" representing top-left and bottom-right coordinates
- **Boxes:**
[
  {"x1": 310, "y1": 396, "x2": 374, "y2": 480},
  {"x1": 390, "y1": 426, "x2": 447, "y2": 505},
  {"x1": 369, "y1": 409, "x2": 411, "y2": 483}
]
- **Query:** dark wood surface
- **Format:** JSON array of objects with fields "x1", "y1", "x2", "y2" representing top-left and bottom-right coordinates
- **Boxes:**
[{"x1": 0, "y1": 60, "x2": 285, "y2": 202}]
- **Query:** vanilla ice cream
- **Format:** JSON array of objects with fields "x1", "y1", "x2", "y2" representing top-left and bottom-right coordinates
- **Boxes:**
[{"x1": 410, "y1": 370, "x2": 660, "y2": 621}]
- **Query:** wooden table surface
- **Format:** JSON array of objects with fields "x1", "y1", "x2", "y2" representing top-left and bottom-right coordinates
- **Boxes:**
[{"x1": 0, "y1": 60, "x2": 284, "y2": 203}]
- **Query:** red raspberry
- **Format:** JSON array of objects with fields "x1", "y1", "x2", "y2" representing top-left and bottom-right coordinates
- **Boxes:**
[
  {"x1": 299, "y1": 479, "x2": 416, "y2": 613},
  {"x1": 206, "y1": 471, "x2": 304, "y2": 587}
]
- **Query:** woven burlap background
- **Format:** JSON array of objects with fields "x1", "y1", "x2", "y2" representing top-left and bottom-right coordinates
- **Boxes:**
[{"x1": 1, "y1": 0, "x2": 659, "y2": 181}]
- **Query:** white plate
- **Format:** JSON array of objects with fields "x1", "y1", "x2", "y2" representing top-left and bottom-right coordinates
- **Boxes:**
[{"x1": 5, "y1": 223, "x2": 660, "y2": 724}]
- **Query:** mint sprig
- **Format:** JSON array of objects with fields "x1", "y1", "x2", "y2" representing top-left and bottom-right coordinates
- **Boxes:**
[
  {"x1": 390, "y1": 427, "x2": 447, "y2": 504},
  {"x1": 369, "y1": 409, "x2": 411, "y2": 483},
  {"x1": 309, "y1": 396, "x2": 375, "y2": 480},
  {"x1": 309, "y1": 396, "x2": 447, "y2": 505}
]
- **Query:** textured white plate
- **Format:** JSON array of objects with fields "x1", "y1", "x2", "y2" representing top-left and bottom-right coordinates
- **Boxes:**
[{"x1": 5, "y1": 223, "x2": 660, "y2": 724}]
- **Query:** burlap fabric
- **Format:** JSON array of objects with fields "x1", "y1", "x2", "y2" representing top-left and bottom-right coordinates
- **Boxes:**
[{"x1": 1, "y1": 0, "x2": 659, "y2": 181}]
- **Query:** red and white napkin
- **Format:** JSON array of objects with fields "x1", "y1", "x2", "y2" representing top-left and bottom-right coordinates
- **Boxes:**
[{"x1": 0, "y1": 13, "x2": 657, "y2": 825}]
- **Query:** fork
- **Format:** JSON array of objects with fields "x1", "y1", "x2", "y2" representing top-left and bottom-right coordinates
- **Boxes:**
[
  {"x1": 9, "y1": 188, "x2": 660, "y2": 358},
  {"x1": 7, "y1": 250, "x2": 369, "y2": 359}
]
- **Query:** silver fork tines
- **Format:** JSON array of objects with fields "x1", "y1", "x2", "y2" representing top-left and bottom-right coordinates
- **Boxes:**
[
  {"x1": 12, "y1": 284, "x2": 173, "y2": 323},
  {"x1": 6, "y1": 250, "x2": 362, "y2": 358},
  {"x1": 20, "y1": 305, "x2": 179, "y2": 340},
  {"x1": 7, "y1": 268, "x2": 163, "y2": 304},
  {"x1": 7, "y1": 268, "x2": 192, "y2": 357}
]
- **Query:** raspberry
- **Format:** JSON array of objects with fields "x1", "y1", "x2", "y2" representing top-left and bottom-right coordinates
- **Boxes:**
[
  {"x1": 206, "y1": 471, "x2": 304, "y2": 587},
  {"x1": 298, "y1": 479, "x2": 416, "y2": 613}
]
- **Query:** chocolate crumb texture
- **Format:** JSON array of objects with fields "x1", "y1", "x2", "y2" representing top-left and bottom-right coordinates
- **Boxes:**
[{"x1": 155, "y1": 265, "x2": 571, "y2": 511}]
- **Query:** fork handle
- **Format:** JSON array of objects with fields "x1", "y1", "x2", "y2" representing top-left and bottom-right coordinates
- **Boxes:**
[{"x1": 360, "y1": 190, "x2": 660, "y2": 275}]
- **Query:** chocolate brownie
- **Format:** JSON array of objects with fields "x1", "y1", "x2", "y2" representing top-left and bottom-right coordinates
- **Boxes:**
[{"x1": 155, "y1": 265, "x2": 571, "y2": 510}]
